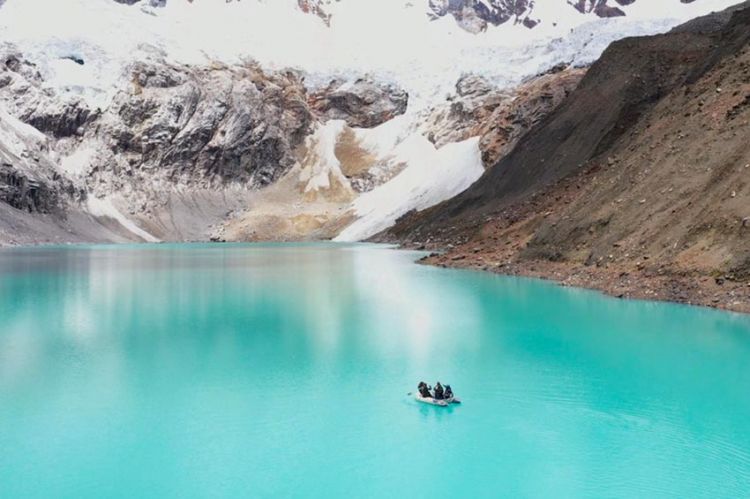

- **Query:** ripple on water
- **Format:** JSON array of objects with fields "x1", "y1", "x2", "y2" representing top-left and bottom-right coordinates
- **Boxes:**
[{"x1": 0, "y1": 243, "x2": 749, "y2": 498}]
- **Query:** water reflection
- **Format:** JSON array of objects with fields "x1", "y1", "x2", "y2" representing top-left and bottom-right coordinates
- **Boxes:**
[{"x1": 1, "y1": 243, "x2": 750, "y2": 498}]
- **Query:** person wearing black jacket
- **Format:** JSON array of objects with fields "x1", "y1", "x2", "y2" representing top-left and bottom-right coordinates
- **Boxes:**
[
  {"x1": 444, "y1": 385, "x2": 453, "y2": 400},
  {"x1": 433, "y1": 382, "x2": 444, "y2": 400},
  {"x1": 418, "y1": 381, "x2": 432, "y2": 398}
]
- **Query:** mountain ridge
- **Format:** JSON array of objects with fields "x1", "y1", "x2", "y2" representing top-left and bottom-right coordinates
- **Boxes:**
[{"x1": 383, "y1": 1, "x2": 750, "y2": 313}]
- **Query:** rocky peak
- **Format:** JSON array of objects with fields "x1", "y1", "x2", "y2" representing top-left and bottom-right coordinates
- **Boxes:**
[
  {"x1": 297, "y1": 0, "x2": 334, "y2": 26},
  {"x1": 569, "y1": 0, "x2": 629, "y2": 18},
  {"x1": 428, "y1": 0, "x2": 539, "y2": 33},
  {"x1": 426, "y1": 0, "x2": 675, "y2": 32},
  {"x1": 113, "y1": 0, "x2": 167, "y2": 7}
]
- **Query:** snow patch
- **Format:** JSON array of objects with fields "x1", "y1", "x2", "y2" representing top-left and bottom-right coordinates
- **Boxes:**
[
  {"x1": 86, "y1": 196, "x2": 160, "y2": 243},
  {"x1": 335, "y1": 135, "x2": 484, "y2": 242},
  {"x1": 299, "y1": 120, "x2": 352, "y2": 195},
  {"x1": 0, "y1": 106, "x2": 47, "y2": 157},
  {"x1": 60, "y1": 146, "x2": 96, "y2": 177}
]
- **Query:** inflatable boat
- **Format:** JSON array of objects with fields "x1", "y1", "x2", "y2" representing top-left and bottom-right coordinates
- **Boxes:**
[{"x1": 414, "y1": 393, "x2": 462, "y2": 406}]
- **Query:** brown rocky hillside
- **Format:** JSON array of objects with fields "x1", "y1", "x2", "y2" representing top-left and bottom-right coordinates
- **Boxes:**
[{"x1": 384, "y1": 2, "x2": 750, "y2": 313}]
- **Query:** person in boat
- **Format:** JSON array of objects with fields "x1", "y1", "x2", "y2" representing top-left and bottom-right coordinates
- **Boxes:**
[
  {"x1": 444, "y1": 385, "x2": 453, "y2": 400},
  {"x1": 418, "y1": 381, "x2": 432, "y2": 398},
  {"x1": 433, "y1": 382, "x2": 445, "y2": 400}
]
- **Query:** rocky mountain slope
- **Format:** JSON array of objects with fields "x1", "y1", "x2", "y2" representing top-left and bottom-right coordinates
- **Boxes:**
[
  {"x1": 385, "y1": 2, "x2": 750, "y2": 312},
  {"x1": 0, "y1": 47, "x2": 415, "y2": 243},
  {"x1": 0, "y1": 0, "x2": 743, "y2": 247}
]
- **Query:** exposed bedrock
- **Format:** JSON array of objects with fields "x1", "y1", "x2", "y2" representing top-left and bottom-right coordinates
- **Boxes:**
[
  {"x1": 0, "y1": 45, "x2": 420, "y2": 243},
  {"x1": 100, "y1": 59, "x2": 314, "y2": 190},
  {"x1": 1, "y1": 52, "x2": 316, "y2": 190},
  {"x1": 422, "y1": 67, "x2": 585, "y2": 167},
  {"x1": 0, "y1": 111, "x2": 76, "y2": 214},
  {"x1": 309, "y1": 78, "x2": 408, "y2": 129},
  {"x1": 428, "y1": 0, "x2": 540, "y2": 32},
  {"x1": 0, "y1": 105, "x2": 134, "y2": 246},
  {"x1": 0, "y1": 49, "x2": 319, "y2": 241},
  {"x1": 112, "y1": 0, "x2": 167, "y2": 7},
  {"x1": 426, "y1": 0, "x2": 652, "y2": 33}
]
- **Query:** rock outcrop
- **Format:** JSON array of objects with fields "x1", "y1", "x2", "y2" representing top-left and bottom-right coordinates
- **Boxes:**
[
  {"x1": 113, "y1": 0, "x2": 166, "y2": 7},
  {"x1": 297, "y1": 0, "x2": 333, "y2": 26},
  {"x1": 0, "y1": 109, "x2": 72, "y2": 213},
  {"x1": 309, "y1": 78, "x2": 408, "y2": 129},
  {"x1": 422, "y1": 67, "x2": 585, "y2": 167},
  {"x1": 101, "y1": 59, "x2": 313, "y2": 190},
  {"x1": 426, "y1": 0, "x2": 655, "y2": 32},
  {"x1": 571, "y1": 0, "x2": 627, "y2": 18},
  {"x1": 0, "y1": 43, "x2": 418, "y2": 243},
  {"x1": 428, "y1": 0, "x2": 539, "y2": 32},
  {"x1": 1, "y1": 49, "x2": 315, "y2": 193}
]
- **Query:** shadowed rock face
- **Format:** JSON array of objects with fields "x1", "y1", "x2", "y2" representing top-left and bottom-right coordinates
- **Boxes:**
[
  {"x1": 0, "y1": 107, "x2": 79, "y2": 214},
  {"x1": 0, "y1": 52, "x2": 97, "y2": 140},
  {"x1": 0, "y1": 49, "x2": 319, "y2": 239},
  {"x1": 0, "y1": 163, "x2": 65, "y2": 213},
  {"x1": 309, "y1": 78, "x2": 408, "y2": 129},
  {"x1": 428, "y1": 0, "x2": 534, "y2": 27},
  {"x1": 1, "y1": 51, "x2": 316, "y2": 189},
  {"x1": 427, "y1": 0, "x2": 537, "y2": 33}
]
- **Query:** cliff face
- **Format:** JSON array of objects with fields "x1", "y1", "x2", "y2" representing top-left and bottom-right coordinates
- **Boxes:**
[
  {"x1": 0, "y1": 47, "x2": 413, "y2": 243},
  {"x1": 0, "y1": 108, "x2": 73, "y2": 214},
  {"x1": 94, "y1": 61, "x2": 314, "y2": 189},
  {"x1": 420, "y1": 68, "x2": 585, "y2": 167},
  {"x1": 385, "y1": 3, "x2": 750, "y2": 312}
]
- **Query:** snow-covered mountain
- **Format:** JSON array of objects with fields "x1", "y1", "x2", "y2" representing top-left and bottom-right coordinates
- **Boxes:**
[
  {"x1": 2, "y1": 0, "x2": 739, "y2": 108},
  {"x1": 0, "y1": 0, "x2": 744, "y2": 244},
  {"x1": 112, "y1": 0, "x2": 715, "y2": 33}
]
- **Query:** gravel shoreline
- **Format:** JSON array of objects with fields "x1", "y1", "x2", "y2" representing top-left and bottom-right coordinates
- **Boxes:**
[{"x1": 420, "y1": 247, "x2": 750, "y2": 315}]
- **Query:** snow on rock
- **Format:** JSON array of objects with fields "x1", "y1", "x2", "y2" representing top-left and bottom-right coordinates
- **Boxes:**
[
  {"x1": 298, "y1": 120, "x2": 355, "y2": 201},
  {"x1": 0, "y1": 105, "x2": 77, "y2": 213},
  {"x1": 0, "y1": 0, "x2": 742, "y2": 112},
  {"x1": 86, "y1": 195, "x2": 160, "y2": 242},
  {"x1": 0, "y1": 106, "x2": 47, "y2": 158},
  {"x1": 59, "y1": 146, "x2": 98, "y2": 177}
]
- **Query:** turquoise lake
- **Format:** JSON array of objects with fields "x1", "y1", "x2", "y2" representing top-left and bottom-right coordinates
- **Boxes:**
[{"x1": 1, "y1": 243, "x2": 750, "y2": 498}]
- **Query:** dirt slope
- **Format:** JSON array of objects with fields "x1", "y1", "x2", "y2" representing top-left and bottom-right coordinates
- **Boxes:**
[{"x1": 384, "y1": 2, "x2": 750, "y2": 313}]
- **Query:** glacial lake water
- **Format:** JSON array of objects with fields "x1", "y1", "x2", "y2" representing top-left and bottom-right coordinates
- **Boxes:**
[{"x1": 1, "y1": 243, "x2": 749, "y2": 498}]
